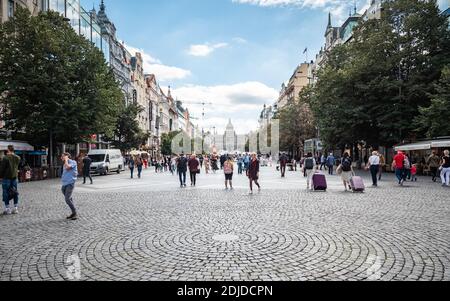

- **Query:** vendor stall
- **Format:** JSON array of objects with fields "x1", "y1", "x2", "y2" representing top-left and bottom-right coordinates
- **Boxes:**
[
  {"x1": 0, "y1": 140, "x2": 48, "y2": 182},
  {"x1": 394, "y1": 138, "x2": 450, "y2": 175}
]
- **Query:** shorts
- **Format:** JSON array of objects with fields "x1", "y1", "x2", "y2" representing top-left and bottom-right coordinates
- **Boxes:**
[{"x1": 225, "y1": 173, "x2": 233, "y2": 181}]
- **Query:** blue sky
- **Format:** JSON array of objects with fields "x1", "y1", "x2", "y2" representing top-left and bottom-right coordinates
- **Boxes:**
[{"x1": 81, "y1": 0, "x2": 449, "y2": 134}]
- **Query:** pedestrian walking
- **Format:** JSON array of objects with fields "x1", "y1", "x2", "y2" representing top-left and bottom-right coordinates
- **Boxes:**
[
  {"x1": 188, "y1": 154, "x2": 200, "y2": 187},
  {"x1": 440, "y1": 150, "x2": 450, "y2": 187},
  {"x1": 280, "y1": 153, "x2": 288, "y2": 178},
  {"x1": 411, "y1": 164, "x2": 418, "y2": 182},
  {"x1": 393, "y1": 151, "x2": 406, "y2": 186},
  {"x1": 237, "y1": 156, "x2": 244, "y2": 175},
  {"x1": 82, "y1": 154, "x2": 93, "y2": 185},
  {"x1": 136, "y1": 156, "x2": 144, "y2": 179},
  {"x1": 224, "y1": 157, "x2": 234, "y2": 190},
  {"x1": 404, "y1": 153, "x2": 412, "y2": 181},
  {"x1": 338, "y1": 152, "x2": 354, "y2": 192},
  {"x1": 326, "y1": 153, "x2": 336, "y2": 175},
  {"x1": 204, "y1": 156, "x2": 210, "y2": 174},
  {"x1": 60, "y1": 153, "x2": 78, "y2": 221},
  {"x1": 247, "y1": 153, "x2": 261, "y2": 195},
  {"x1": 129, "y1": 156, "x2": 135, "y2": 179},
  {"x1": 320, "y1": 154, "x2": 326, "y2": 171},
  {"x1": 366, "y1": 151, "x2": 380, "y2": 187},
  {"x1": 177, "y1": 153, "x2": 188, "y2": 188},
  {"x1": 0, "y1": 145, "x2": 20, "y2": 215},
  {"x1": 303, "y1": 153, "x2": 316, "y2": 191},
  {"x1": 427, "y1": 151, "x2": 441, "y2": 182}
]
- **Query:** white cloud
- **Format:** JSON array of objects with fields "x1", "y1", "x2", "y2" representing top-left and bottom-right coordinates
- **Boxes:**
[
  {"x1": 124, "y1": 44, "x2": 191, "y2": 82},
  {"x1": 187, "y1": 43, "x2": 229, "y2": 57},
  {"x1": 232, "y1": 37, "x2": 248, "y2": 44},
  {"x1": 167, "y1": 82, "x2": 278, "y2": 134},
  {"x1": 232, "y1": 0, "x2": 372, "y2": 24}
]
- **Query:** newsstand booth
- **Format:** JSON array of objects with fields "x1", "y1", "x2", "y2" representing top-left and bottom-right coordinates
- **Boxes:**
[
  {"x1": 394, "y1": 139, "x2": 450, "y2": 175},
  {"x1": 0, "y1": 140, "x2": 48, "y2": 182}
]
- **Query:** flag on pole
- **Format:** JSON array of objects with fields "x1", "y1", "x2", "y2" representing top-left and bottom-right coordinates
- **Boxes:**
[{"x1": 303, "y1": 48, "x2": 308, "y2": 54}]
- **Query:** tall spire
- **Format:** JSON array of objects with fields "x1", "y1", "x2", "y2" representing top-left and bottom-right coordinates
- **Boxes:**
[
  {"x1": 327, "y1": 12, "x2": 332, "y2": 28},
  {"x1": 100, "y1": 0, "x2": 105, "y2": 12}
]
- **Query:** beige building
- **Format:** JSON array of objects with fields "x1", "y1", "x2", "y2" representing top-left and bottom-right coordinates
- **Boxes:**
[
  {"x1": 0, "y1": 0, "x2": 43, "y2": 23},
  {"x1": 277, "y1": 62, "x2": 311, "y2": 109},
  {"x1": 131, "y1": 53, "x2": 150, "y2": 144}
]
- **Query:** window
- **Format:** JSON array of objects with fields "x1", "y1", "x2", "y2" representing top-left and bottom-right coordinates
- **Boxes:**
[{"x1": 8, "y1": 0, "x2": 14, "y2": 18}]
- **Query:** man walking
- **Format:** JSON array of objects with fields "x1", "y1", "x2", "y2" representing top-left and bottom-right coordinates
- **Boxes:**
[
  {"x1": 0, "y1": 145, "x2": 20, "y2": 215},
  {"x1": 61, "y1": 153, "x2": 78, "y2": 221},
  {"x1": 366, "y1": 151, "x2": 381, "y2": 187},
  {"x1": 82, "y1": 154, "x2": 93, "y2": 185},
  {"x1": 177, "y1": 153, "x2": 188, "y2": 188},
  {"x1": 326, "y1": 153, "x2": 336, "y2": 175},
  {"x1": 427, "y1": 151, "x2": 441, "y2": 183},
  {"x1": 393, "y1": 151, "x2": 406, "y2": 186},
  {"x1": 279, "y1": 153, "x2": 288, "y2": 178},
  {"x1": 188, "y1": 154, "x2": 200, "y2": 187}
]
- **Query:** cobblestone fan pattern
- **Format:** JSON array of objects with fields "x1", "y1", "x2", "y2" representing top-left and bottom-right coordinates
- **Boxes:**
[{"x1": 0, "y1": 175, "x2": 449, "y2": 281}]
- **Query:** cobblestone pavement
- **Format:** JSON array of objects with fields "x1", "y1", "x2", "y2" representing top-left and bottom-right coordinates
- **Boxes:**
[{"x1": 0, "y1": 166, "x2": 449, "y2": 281}]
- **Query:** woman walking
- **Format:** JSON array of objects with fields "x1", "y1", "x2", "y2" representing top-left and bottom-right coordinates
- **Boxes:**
[
  {"x1": 247, "y1": 153, "x2": 261, "y2": 195},
  {"x1": 204, "y1": 156, "x2": 210, "y2": 174},
  {"x1": 339, "y1": 153, "x2": 354, "y2": 192},
  {"x1": 224, "y1": 156, "x2": 234, "y2": 190},
  {"x1": 188, "y1": 154, "x2": 200, "y2": 187},
  {"x1": 136, "y1": 156, "x2": 144, "y2": 179},
  {"x1": 441, "y1": 150, "x2": 450, "y2": 187}
]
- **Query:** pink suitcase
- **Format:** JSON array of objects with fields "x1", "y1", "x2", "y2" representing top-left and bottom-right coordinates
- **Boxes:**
[
  {"x1": 313, "y1": 173, "x2": 327, "y2": 191},
  {"x1": 350, "y1": 176, "x2": 365, "y2": 193}
]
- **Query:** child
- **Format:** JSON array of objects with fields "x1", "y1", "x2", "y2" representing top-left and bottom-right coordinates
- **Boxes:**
[{"x1": 411, "y1": 164, "x2": 418, "y2": 182}]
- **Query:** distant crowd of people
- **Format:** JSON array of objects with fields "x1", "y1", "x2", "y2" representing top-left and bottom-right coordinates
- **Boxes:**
[{"x1": 1, "y1": 145, "x2": 449, "y2": 220}]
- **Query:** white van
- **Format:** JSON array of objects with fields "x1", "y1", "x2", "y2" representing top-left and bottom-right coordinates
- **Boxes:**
[{"x1": 88, "y1": 149, "x2": 125, "y2": 175}]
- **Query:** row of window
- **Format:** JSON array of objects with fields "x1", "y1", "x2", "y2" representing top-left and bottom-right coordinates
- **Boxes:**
[{"x1": 41, "y1": 0, "x2": 110, "y2": 63}]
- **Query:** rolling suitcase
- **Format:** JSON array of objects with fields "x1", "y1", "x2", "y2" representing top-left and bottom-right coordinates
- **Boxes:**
[
  {"x1": 350, "y1": 176, "x2": 365, "y2": 193},
  {"x1": 313, "y1": 173, "x2": 327, "y2": 191}
]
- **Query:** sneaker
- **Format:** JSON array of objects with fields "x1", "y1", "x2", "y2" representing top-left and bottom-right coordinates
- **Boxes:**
[
  {"x1": 3, "y1": 208, "x2": 11, "y2": 215},
  {"x1": 66, "y1": 214, "x2": 78, "y2": 221},
  {"x1": 12, "y1": 207, "x2": 18, "y2": 215}
]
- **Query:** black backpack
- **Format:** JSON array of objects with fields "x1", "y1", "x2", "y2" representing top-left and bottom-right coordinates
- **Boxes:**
[
  {"x1": 305, "y1": 158, "x2": 315, "y2": 170},
  {"x1": 342, "y1": 158, "x2": 352, "y2": 172}
]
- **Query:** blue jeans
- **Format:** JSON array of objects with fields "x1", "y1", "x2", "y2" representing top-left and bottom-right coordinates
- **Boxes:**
[
  {"x1": 395, "y1": 168, "x2": 405, "y2": 183},
  {"x1": 3, "y1": 179, "x2": 19, "y2": 207}
]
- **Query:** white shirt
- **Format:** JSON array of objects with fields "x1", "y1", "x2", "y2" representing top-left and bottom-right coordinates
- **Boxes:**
[{"x1": 369, "y1": 155, "x2": 380, "y2": 166}]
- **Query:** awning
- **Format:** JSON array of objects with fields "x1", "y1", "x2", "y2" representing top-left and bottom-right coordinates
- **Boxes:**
[
  {"x1": 395, "y1": 141, "x2": 432, "y2": 151},
  {"x1": 431, "y1": 140, "x2": 450, "y2": 148},
  {"x1": 0, "y1": 141, "x2": 34, "y2": 152},
  {"x1": 395, "y1": 139, "x2": 450, "y2": 151}
]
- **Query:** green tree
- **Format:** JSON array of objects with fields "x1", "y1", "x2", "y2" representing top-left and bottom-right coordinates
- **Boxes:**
[
  {"x1": 0, "y1": 8, "x2": 122, "y2": 159},
  {"x1": 416, "y1": 65, "x2": 450, "y2": 138},
  {"x1": 161, "y1": 131, "x2": 181, "y2": 156},
  {"x1": 105, "y1": 103, "x2": 149, "y2": 152},
  {"x1": 276, "y1": 88, "x2": 316, "y2": 155},
  {"x1": 308, "y1": 0, "x2": 450, "y2": 149}
]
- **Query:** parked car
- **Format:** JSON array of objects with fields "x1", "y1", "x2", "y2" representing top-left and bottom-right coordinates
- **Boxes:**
[{"x1": 88, "y1": 149, "x2": 125, "y2": 175}]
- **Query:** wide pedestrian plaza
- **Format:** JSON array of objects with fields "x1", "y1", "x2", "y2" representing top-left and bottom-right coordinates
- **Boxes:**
[{"x1": 0, "y1": 166, "x2": 449, "y2": 281}]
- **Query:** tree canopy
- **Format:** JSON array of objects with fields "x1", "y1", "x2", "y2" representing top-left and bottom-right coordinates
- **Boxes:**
[
  {"x1": 0, "y1": 8, "x2": 123, "y2": 146},
  {"x1": 307, "y1": 0, "x2": 450, "y2": 149}
]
